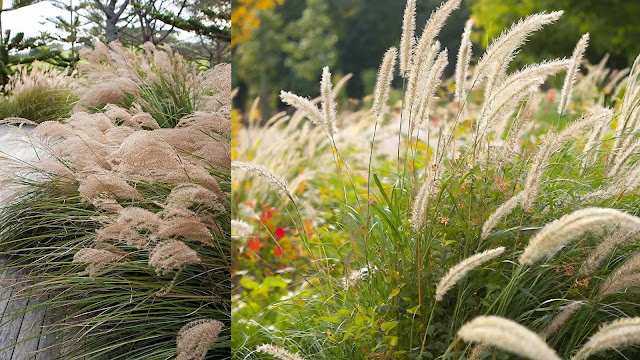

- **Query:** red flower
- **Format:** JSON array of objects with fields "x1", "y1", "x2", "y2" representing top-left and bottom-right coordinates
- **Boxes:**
[
  {"x1": 274, "y1": 246, "x2": 285, "y2": 257},
  {"x1": 248, "y1": 236, "x2": 261, "y2": 252},
  {"x1": 260, "y1": 207, "x2": 275, "y2": 222},
  {"x1": 274, "y1": 227, "x2": 286, "y2": 239}
]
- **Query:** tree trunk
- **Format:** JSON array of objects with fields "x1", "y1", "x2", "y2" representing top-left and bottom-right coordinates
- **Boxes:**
[{"x1": 105, "y1": 13, "x2": 118, "y2": 43}]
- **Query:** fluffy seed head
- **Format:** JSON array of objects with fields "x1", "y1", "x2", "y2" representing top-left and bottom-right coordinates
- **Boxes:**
[
  {"x1": 231, "y1": 161, "x2": 293, "y2": 198},
  {"x1": 539, "y1": 302, "x2": 584, "y2": 339},
  {"x1": 455, "y1": 19, "x2": 473, "y2": 102},
  {"x1": 458, "y1": 315, "x2": 561, "y2": 360},
  {"x1": 372, "y1": 47, "x2": 398, "y2": 118},
  {"x1": 279, "y1": 91, "x2": 327, "y2": 135},
  {"x1": 399, "y1": 0, "x2": 416, "y2": 76},
  {"x1": 149, "y1": 240, "x2": 201, "y2": 275},
  {"x1": 231, "y1": 219, "x2": 254, "y2": 237},
  {"x1": 73, "y1": 248, "x2": 123, "y2": 278},
  {"x1": 256, "y1": 344, "x2": 306, "y2": 360},
  {"x1": 435, "y1": 247, "x2": 505, "y2": 301},
  {"x1": 472, "y1": 11, "x2": 564, "y2": 94},
  {"x1": 599, "y1": 252, "x2": 640, "y2": 296},
  {"x1": 558, "y1": 33, "x2": 590, "y2": 115},
  {"x1": 176, "y1": 319, "x2": 224, "y2": 360},
  {"x1": 480, "y1": 192, "x2": 525, "y2": 240},
  {"x1": 520, "y1": 208, "x2": 640, "y2": 265},
  {"x1": 320, "y1": 67, "x2": 338, "y2": 137},
  {"x1": 571, "y1": 318, "x2": 640, "y2": 360}
]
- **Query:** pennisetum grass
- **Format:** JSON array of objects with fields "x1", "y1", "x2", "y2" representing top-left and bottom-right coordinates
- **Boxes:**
[{"x1": 232, "y1": 0, "x2": 640, "y2": 358}]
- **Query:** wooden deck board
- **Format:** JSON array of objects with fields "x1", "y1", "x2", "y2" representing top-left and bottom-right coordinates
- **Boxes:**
[{"x1": 0, "y1": 262, "x2": 58, "y2": 360}]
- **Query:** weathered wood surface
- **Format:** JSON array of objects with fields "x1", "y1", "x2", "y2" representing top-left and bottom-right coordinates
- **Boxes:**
[{"x1": 0, "y1": 259, "x2": 63, "y2": 360}]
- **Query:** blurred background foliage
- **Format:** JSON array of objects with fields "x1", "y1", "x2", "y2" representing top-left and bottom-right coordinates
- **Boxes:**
[{"x1": 232, "y1": 0, "x2": 640, "y2": 118}]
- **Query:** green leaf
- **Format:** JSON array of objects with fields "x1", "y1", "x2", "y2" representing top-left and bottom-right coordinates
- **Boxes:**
[
  {"x1": 381, "y1": 321, "x2": 398, "y2": 334},
  {"x1": 316, "y1": 316, "x2": 341, "y2": 324}
]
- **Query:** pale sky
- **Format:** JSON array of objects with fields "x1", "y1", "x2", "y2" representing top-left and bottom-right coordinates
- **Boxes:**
[
  {"x1": 2, "y1": 1, "x2": 198, "y2": 46},
  {"x1": 2, "y1": 1, "x2": 70, "y2": 39}
]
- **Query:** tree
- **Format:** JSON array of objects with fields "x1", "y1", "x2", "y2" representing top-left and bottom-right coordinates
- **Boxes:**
[
  {"x1": 0, "y1": 30, "x2": 62, "y2": 93},
  {"x1": 84, "y1": 0, "x2": 132, "y2": 43},
  {"x1": 469, "y1": 0, "x2": 640, "y2": 68},
  {"x1": 48, "y1": 0, "x2": 91, "y2": 69}
]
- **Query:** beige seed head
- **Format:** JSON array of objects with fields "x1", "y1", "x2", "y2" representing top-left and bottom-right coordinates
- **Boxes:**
[
  {"x1": 571, "y1": 317, "x2": 640, "y2": 360},
  {"x1": 176, "y1": 319, "x2": 224, "y2": 360},
  {"x1": 520, "y1": 208, "x2": 640, "y2": 265},
  {"x1": 435, "y1": 247, "x2": 505, "y2": 301},
  {"x1": 458, "y1": 315, "x2": 561, "y2": 360},
  {"x1": 320, "y1": 67, "x2": 337, "y2": 137},
  {"x1": 231, "y1": 161, "x2": 293, "y2": 199},
  {"x1": 399, "y1": 0, "x2": 416, "y2": 76},
  {"x1": 558, "y1": 33, "x2": 590, "y2": 115},
  {"x1": 279, "y1": 90, "x2": 327, "y2": 135},
  {"x1": 256, "y1": 344, "x2": 306, "y2": 360},
  {"x1": 149, "y1": 240, "x2": 201, "y2": 275},
  {"x1": 455, "y1": 19, "x2": 473, "y2": 102},
  {"x1": 372, "y1": 47, "x2": 398, "y2": 118}
]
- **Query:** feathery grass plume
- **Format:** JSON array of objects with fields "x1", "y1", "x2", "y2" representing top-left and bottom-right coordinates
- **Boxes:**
[
  {"x1": 500, "y1": 104, "x2": 532, "y2": 162},
  {"x1": 399, "y1": 0, "x2": 416, "y2": 76},
  {"x1": 599, "y1": 252, "x2": 640, "y2": 296},
  {"x1": 604, "y1": 67, "x2": 630, "y2": 95},
  {"x1": 117, "y1": 207, "x2": 160, "y2": 232},
  {"x1": 610, "y1": 55, "x2": 640, "y2": 167},
  {"x1": 521, "y1": 108, "x2": 612, "y2": 210},
  {"x1": 455, "y1": 19, "x2": 473, "y2": 102},
  {"x1": 582, "y1": 108, "x2": 610, "y2": 170},
  {"x1": 580, "y1": 229, "x2": 639, "y2": 276},
  {"x1": 279, "y1": 90, "x2": 328, "y2": 135},
  {"x1": 520, "y1": 208, "x2": 640, "y2": 265},
  {"x1": 231, "y1": 219, "x2": 254, "y2": 237},
  {"x1": 411, "y1": 0, "x2": 460, "y2": 79},
  {"x1": 435, "y1": 247, "x2": 505, "y2": 301},
  {"x1": 458, "y1": 315, "x2": 561, "y2": 360},
  {"x1": 410, "y1": 166, "x2": 436, "y2": 231},
  {"x1": 476, "y1": 59, "x2": 571, "y2": 137},
  {"x1": 571, "y1": 317, "x2": 640, "y2": 360},
  {"x1": 73, "y1": 248, "x2": 124, "y2": 278},
  {"x1": 320, "y1": 67, "x2": 337, "y2": 137},
  {"x1": 176, "y1": 319, "x2": 224, "y2": 360},
  {"x1": 6, "y1": 61, "x2": 71, "y2": 96},
  {"x1": 231, "y1": 161, "x2": 293, "y2": 198},
  {"x1": 412, "y1": 48, "x2": 449, "y2": 134},
  {"x1": 256, "y1": 344, "x2": 306, "y2": 360},
  {"x1": 156, "y1": 208, "x2": 214, "y2": 244},
  {"x1": 471, "y1": 11, "x2": 564, "y2": 96},
  {"x1": 97, "y1": 222, "x2": 146, "y2": 248},
  {"x1": 480, "y1": 192, "x2": 526, "y2": 240},
  {"x1": 404, "y1": 41, "x2": 441, "y2": 122},
  {"x1": 608, "y1": 140, "x2": 640, "y2": 177},
  {"x1": 148, "y1": 240, "x2": 201, "y2": 275},
  {"x1": 166, "y1": 184, "x2": 224, "y2": 213},
  {"x1": 77, "y1": 172, "x2": 143, "y2": 203},
  {"x1": 558, "y1": 33, "x2": 590, "y2": 115},
  {"x1": 372, "y1": 47, "x2": 398, "y2": 118},
  {"x1": 539, "y1": 301, "x2": 585, "y2": 339}
]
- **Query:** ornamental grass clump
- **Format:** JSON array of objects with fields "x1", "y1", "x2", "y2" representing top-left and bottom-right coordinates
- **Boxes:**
[
  {"x1": 74, "y1": 41, "x2": 216, "y2": 128},
  {"x1": 232, "y1": 0, "x2": 640, "y2": 359},
  {"x1": 0, "y1": 53, "x2": 231, "y2": 358},
  {"x1": 0, "y1": 62, "x2": 77, "y2": 122}
]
